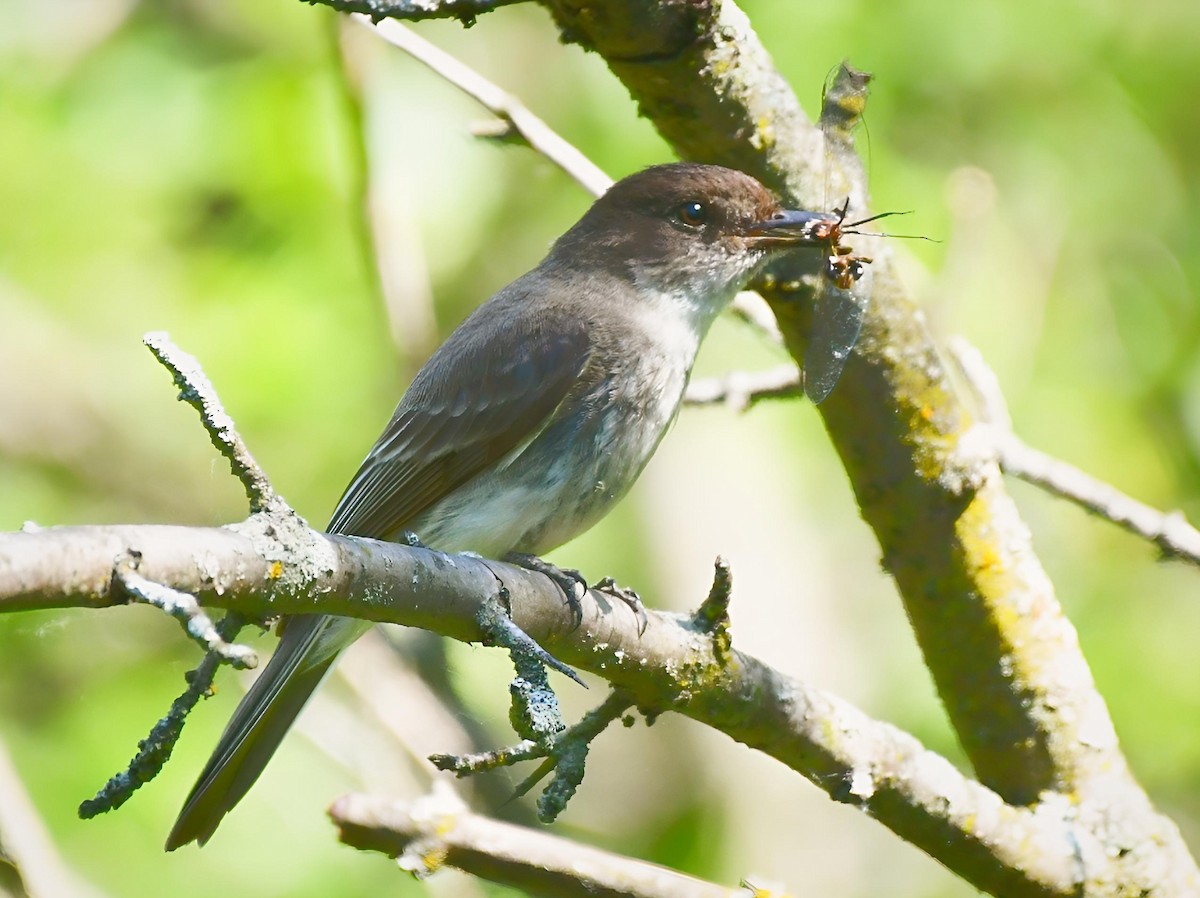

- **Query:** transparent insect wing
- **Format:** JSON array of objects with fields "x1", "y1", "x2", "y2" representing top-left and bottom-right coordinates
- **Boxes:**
[
  {"x1": 799, "y1": 64, "x2": 877, "y2": 404},
  {"x1": 803, "y1": 260, "x2": 871, "y2": 404}
]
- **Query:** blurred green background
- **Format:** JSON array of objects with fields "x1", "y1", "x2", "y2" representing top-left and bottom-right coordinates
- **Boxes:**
[{"x1": 2, "y1": 1, "x2": 1199, "y2": 895}]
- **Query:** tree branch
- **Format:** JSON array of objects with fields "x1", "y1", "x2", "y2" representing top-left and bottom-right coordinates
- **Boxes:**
[
  {"x1": 0, "y1": 518, "x2": 1085, "y2": 896},
  {"x1": 113, "y1": 560, "x2": 256, "y2": 667},
  {"x1": 359, "y1": 16, "x2": 613, "y2": 197},
  {"x1": 683, "y1": 364, "x2": 801, "y2": 412},
  {"x1": 143, "y1": 333, "x2": 284, "y2": 515},
  {"x1": 503, "y1": 1, "x2": 1200, "y2": 891},
  {"x1": 3, "y1": 324, "x2": 1192, "y2": 892},
  {"x1": 519, "y1": 0, "x2": 1118, "y2": 827},
  {"x1": 331, "y1": 787, "x2": 748, "y2": 898},
  {"x1": 950, "y1": 337, "x2": 1200, "y2": 566}
]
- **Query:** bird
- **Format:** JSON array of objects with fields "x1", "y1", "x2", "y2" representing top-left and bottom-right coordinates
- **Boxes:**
[{"x1": 166, "y1": 162, "x2": 828, "y2": 849}]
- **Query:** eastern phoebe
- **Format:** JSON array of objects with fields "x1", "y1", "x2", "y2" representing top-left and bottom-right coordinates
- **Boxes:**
[{"x1": 167, "y1": 162, "x2": 833, "y2": 849}]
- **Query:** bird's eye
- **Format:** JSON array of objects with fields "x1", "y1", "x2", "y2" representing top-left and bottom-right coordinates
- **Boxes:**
[{"x1": 676, "y1": 200, "x2": 708, "y2": 227}]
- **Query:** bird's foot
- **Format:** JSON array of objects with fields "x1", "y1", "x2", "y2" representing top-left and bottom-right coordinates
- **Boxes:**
[
  {"x1": 504, "y1": 553, "x2": 587, "y2": 627},
  {"x1": 593, "y1": 577, "x2": 648, "y2": 636}
]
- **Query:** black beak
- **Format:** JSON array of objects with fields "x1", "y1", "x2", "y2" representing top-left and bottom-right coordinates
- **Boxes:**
[{"x1": 744, "y1": 209, "x2": 835, "y2": 249}]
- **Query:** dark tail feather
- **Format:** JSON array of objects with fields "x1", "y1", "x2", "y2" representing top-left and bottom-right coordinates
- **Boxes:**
[{"x1": 165, "y1": 616, "x2": 335, "y2": 850}]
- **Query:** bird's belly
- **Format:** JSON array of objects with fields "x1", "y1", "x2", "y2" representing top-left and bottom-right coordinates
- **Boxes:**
[{"x1": 409, "y1": 368, "x2": 685, "y2": 559}]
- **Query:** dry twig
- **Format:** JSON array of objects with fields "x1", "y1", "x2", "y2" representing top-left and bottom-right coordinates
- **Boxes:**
[
  {"x1": 359, "y1": 16, "x2": 612, "y2": 197},
  {"x1": 950, "y1": 337, "x2": 1200, "y2": 566},
  {"x1": 331, "y1": 786, "x2": 756, "y2": 897}
]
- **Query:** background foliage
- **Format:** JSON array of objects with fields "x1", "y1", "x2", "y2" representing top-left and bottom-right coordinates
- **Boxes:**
[{"x1": 1, "y1": 1, "x2": 1198, "y2": 895}]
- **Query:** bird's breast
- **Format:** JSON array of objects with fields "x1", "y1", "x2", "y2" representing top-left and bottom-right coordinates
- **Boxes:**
[{"x1": 410, "y1": 306, "x2": 701, "y2": 558}]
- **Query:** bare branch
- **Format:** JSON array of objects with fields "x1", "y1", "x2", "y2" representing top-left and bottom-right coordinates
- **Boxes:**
[
  {"x1": 356, "y1": 16, "x2": 794, "y2": 358},
  {"x1": 330, "y1": 787, "x2": 756, "y2": 897},
  {"x1": 78, "y1": 611, "x2": 250, "y2": 819},
  {"x1": 143, "y1": 333, "x2": 284, "y2": 515},
  {"x1": 360, "y1": 16, "x2": 613, "y2": 198},
  {"x1": 684, "y1": 365, "x2": 801, "y2": 412},
  {"x1": 1006, "y1": 439, "x2": 1200, "y2": 564},
  {"x1": 432, "y1": 689, "x2": 633, "y2": 823},
  {"x1": 0, "y1": 518, "x2": 1085, "y2": 895},
  {"x1": 114, "y1": 558, "x2": 257, "y2": 668},
  {"x1": 951, "y1": 337, "x2": 1200, "y2": 566}
]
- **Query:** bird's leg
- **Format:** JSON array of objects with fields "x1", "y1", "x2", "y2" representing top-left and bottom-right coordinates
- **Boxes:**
[
  {"x1": 476, "y1": 564, "x2": 584, "y2": 687},
  {"x1": 593, "y1": 576, "x2": 649, "y2": 636},
  {"x1": 504, "y1": 552, "x2": 588, "y2": 627}
]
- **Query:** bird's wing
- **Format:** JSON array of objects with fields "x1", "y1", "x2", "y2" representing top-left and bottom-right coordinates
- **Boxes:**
[
  {"x1": 167, "y1": 288, "x2": 594, "y2": 850},
  {"x1": 327, "y1": 295, "x2": 592, "y2": 538}
]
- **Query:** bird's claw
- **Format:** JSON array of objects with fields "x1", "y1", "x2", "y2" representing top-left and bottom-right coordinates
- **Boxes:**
[
  {"x1": 505, "y1": 553, "x2": 587, "y2": 627},
  {"x1": 594, "y1": 577, "x2": 648, "y2": 635}
]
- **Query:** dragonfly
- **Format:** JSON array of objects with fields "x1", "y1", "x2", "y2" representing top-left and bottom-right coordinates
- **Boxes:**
[
  {"x1": 755, "y1": 197, "x2": 919, "y2": 402},
  {"x1": 760, "y1": 63, "x2": 930, "y2": 403}
]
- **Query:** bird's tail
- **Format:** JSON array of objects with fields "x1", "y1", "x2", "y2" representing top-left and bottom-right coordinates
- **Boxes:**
[{"x1": 165, "y1": 614, "x2": 367, "y2": 850}]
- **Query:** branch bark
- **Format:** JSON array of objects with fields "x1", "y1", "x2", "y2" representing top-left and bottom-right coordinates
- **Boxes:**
[{"x1": 0, "y1": 519, "x2": 1087, "y2": 895}]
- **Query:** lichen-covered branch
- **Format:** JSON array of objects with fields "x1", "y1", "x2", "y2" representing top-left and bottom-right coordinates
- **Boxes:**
[
  {"x1": 0, "y1": 519, "x2": 1085, "y2": 895},
  {"x1": 143, "y1": 333, "x2": 285, "y2": 515},
  {"x1": 78, "y1": 612, "x2": 250, "y2": 819},
  {"x1": 502, "y1": 1, "x2": 1198, "y2": 891},
  {"x1": 114, "y1": 561, "x2": 256, "y2": 668},
  {"x1": 514, "y1": 0, "x2": 1188, "y2": 874}
]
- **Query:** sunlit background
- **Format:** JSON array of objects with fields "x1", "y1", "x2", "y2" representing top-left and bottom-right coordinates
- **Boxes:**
[{"x1": 2, "y1": 1, "x2": 1199, "y2": 895}]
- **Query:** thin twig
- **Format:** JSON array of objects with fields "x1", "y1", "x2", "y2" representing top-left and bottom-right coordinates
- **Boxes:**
[
  {"x1": 143, "y1": 333, "x2": 284, "y2": 514},
  {"x1": 359, "y1": 16, "x2": 613, "y2": 198},
  {"x1": 950, "y1": 337, "x2": 1200, "y2": 567},
  {"x1": 114, "y1": 558, "x2": 257, "y2": 668},
  {"x1": 729, "y1": 292, "x2": 783, "y2": 344},
  {"x1": 82, "y1": 336, "x2": 285, "y2": 817},
  {"x1": 513, "y1": 689, "x2": 632, "y2": 821},
  {"x1": 79, "y1": 612, "x2": 249, "y2": 818},
  {"x1": 684, "y1": 364, "x2": 802, "y2": 411},
  {"x1": 692, "y1": 556, "x2": 733, "y2": 640},
  {"x1": 1003, "y1": 438, "x2": 1200, "y2": 565},
  {"x1": 356, "y1": 17, "x2": 793, "y2": 358},
  {"x1": 430, "y1": 689, "x2": 632, "y2": 824}
]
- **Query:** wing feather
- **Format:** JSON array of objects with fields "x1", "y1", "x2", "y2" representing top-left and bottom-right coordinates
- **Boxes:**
[{"x1": 327, "y1": 284, "x2": 591, "y2": 538}]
